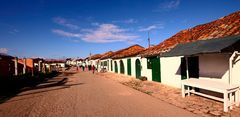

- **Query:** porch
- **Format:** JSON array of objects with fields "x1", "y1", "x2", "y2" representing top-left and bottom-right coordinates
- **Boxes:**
[{"x1": 162, "y1": 35, "x2": 240, "y2": 112}]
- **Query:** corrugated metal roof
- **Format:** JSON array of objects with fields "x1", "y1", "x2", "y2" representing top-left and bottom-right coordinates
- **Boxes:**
[
  {"x1": 141, "y1": 11, "x2": 240, "y2": 57},
  {"x1": 162, "y1": 35, "x2": 240, "y2": 57}
]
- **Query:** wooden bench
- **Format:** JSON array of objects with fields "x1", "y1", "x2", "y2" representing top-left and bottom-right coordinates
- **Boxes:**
[{"x1": 181, "y1": 78, "x2": 239, "y2": 112}]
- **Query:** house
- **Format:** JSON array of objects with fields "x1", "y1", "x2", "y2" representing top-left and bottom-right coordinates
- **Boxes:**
[
  {"x1": 32, "y1": 58, "x2": 45, "y2": 73},
  {"x1": 45, "y1": 59, "x2": 66, "y2": 72},
  {"x1": 0, "y1": 53, "x2": 15, "y2": 78},
  {"x1": 76, "y1": 58, "x2": 84, "y2": 67},
  {"x1": 66, "y1": 58, "x2": 79, "y2": 66},
  {"x1": 99, "y1": 51, "x2": 114, "y2": 72},
  {"x1": 140, "y1": 11, "x2": 240, "y2": 87},
  {"x1": 88, "y1": 54, "x2": 103, "y2": 71},
  {"x1": 17, "y1": 58, "x2": 38, "y2": 75},
  {"x1": 111, "y1": 44, "x2": 144, "y2": 78}
]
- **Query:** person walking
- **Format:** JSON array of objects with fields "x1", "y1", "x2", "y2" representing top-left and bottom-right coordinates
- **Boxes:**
[{"x1": 92, "y1": 65, "x2": 95, "y2": 74}]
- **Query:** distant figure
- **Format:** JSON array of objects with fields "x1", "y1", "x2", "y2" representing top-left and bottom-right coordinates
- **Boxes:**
[
  {"x1": 88, "y1": 65, "x2": 91, "y2": 71},
  {"x1": 92, "y1": 65, "x2": 95, "y2": 74},
  {"x1": 82, "y1": 65, "x2": 85, "y2": 71}
]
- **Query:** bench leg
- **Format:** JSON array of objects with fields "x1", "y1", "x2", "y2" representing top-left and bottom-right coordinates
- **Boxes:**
[
  {"x1": 224, "y1": 92, "x2": 229, "y2": 112},
  {"x1": 236, "y1": 90, "x2": 239, "y2": 106},
  {"x1": 187, "y1": 86, "x2": 190, "y2": 96},
  {"x1": 230, "y1": 92, "x2": 233, "y2": 110},
  {"x1": 182, "y1": 84, "x2": 185, "y2": 98}
]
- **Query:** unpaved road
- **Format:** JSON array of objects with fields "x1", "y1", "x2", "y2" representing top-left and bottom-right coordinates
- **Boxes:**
[{"x1": 0, "y1": 72, "x2": 198, "y2": 117}]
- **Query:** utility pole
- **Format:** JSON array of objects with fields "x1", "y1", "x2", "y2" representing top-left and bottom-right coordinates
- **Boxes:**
[
  {"x1": 148, "y1": 31, "x2": 151, "y2": 48},
  {"x1": 89, "y1": 52, "x2": 92, "y2": 60}
]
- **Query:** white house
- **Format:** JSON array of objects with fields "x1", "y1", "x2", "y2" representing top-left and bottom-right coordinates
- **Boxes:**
[
  {"x1": 88, "y1": 54, "x2": 102, "y2": 71},
  {"x1": 138, "y1": 11, "x2": 240, "y2": 112},
  {"x1": 45, "y1": 59, "x2": 66, "y2": 72},
  {"x1": 110, "y1": 44, "x2": 145, "y2": 78},
  {"x1": 99, "y1": 51, "x2": 114, "y2": 72}
]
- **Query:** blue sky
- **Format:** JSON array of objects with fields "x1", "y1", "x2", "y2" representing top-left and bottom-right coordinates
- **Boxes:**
[{"x1": 0, "y1": 0, "x2": 239, "y2": 58}]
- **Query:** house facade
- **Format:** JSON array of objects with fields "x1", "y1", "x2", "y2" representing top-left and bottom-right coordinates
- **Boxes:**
[
  {"x1": 99, "y1": 51, "x2": 114, "y2": 72},
  {"x1": 110, "y1": 44, "x2": 145, "y2": 78},
  {"x1": 0, "y1": 53, "x2": 15, "y2": 78}
]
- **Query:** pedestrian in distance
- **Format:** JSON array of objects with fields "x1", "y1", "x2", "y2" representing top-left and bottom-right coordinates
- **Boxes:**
[
  {"x1": 92, "y1": 65, "x2": 95, "y2": 74},
  {"x1": 82, "y1": 65, "x2": 85, "y2": 71}
]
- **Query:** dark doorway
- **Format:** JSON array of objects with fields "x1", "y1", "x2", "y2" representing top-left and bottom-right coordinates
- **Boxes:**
[
  {"x1": 119, "y1": 60, "x2": 124, "y2": 74},
  {"x1": 181, "y1": 56, "x2": 199, "y2": 79},
  {"x1": 135, "y1": 59, "x2": 141, "y2": 79},
  {"x1": 188, "y1": 56, "x2": 199, "y2": 78},
  {"x1": 114, "y1": 61, "x2": 118, "y2": 73}
]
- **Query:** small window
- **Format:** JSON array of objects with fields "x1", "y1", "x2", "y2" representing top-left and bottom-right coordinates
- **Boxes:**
[
  {"x1": 147, "y1": 58, "x2": 152, "y2": 69},
  {"x1": 104, "y1": 61, "x2": 107, "y2": 66}
]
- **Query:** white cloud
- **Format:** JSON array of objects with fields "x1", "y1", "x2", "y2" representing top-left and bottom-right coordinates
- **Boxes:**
[
  {"x1": 52, "y1": 29, "x2": 82, "y2": 38},
  {"x1": 81, "y1": 24, "x2": 138, "y2": 43},
  {"x1": 163, "y1": 0, "x2": 180, "y2": 9},
  {"x1": 53, "y1": 17, "x2": 79, "y2": 29},
  {"x1": 52, "y1": 23, "x2": 139, "y2": 43},
  {"x1": 139, "y1": 24, "x2": 164, "y2": 32},
  {"x1": 0, "y1": 48, "x2": 8, "y2": 54},
  {"x1": 153, "y1": 0, "x2": 180, "y2": 12}
]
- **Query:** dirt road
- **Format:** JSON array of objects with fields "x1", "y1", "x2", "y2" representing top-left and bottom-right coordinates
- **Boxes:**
[{"x1": 0, "y1": 72, "x2": 198, "y2": 117}]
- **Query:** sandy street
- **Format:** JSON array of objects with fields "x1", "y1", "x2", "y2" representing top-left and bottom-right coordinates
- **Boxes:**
[{"x1": 0, "y1": 72, "x2": 198, "y2": 117}]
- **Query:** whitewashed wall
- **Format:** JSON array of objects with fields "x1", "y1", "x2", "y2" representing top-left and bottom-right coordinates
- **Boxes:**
[
  {"x1": 161, "y1": 56, "x2": 182, "y2": 88},
  {"x1": 141, "y1": 58, "x2": 152, "y2": 81},
  {"x1": 100, "y1": 59, "x2": 112, "y2": 71},
  {"x1": 232, "y1": 55, "x2": 240, "y2": 86},
  {"x1": 198, "y1": 54, "x2": 230, "y2": 83},
  {"x1": 112, "y1": 58, "x2": 127, "y2": 75}
]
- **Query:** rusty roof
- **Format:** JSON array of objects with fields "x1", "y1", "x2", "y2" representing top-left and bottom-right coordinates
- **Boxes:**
[
  {"x1": 90, "y1": 54, "x2": 102, "y2": 60},
  {"x1": 111, "y1": 44, "x2": 144, "y2": 59},
  {"x1": 141, "y1": 11, "x2": 240, "y2": 57},
  {"x1": 100, "y1": 51, "x2": 114, "y2": 60}
]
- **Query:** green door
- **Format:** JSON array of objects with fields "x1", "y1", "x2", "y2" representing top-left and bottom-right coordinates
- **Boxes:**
[
  {"x1": 114, "y1": 61, "x2": 118, "y2": 73},
  {"x1": 135, "y1": 59, "x2": 141, "y2": 79},
  {"x1": 111, "y1": 60, "x2": 113, "y2": 71},
  {"x1": 127, "y1": 59, "x2": 131, "y2": 75},
  {"x1": 120, "y1": 60, "x2": 124, "y2": 74},
  {"x1": 151, "y1": 57, "x2": 161, "y2": 82}
]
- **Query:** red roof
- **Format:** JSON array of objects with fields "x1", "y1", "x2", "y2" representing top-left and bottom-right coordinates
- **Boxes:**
[
  {"x1": 90, "y1": 54, "x2": 102, "y2": 60},
  {"x1": 141, "y1": 11, "x2": 240, "y2": 57},
  {"x1": 111, "y1": 44, "x2": 144, "y2": 59},
  {"x1": 100, "y1": 51, "x2": 114, "y2": 60}
]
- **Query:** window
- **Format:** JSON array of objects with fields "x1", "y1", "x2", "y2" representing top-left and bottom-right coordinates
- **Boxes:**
[
  {"x1": 104, "y1": 61, "x2": 107, "y2": 66},
  {"x1": 147, "y1": 58, "x2": 152, "y2": 69}
]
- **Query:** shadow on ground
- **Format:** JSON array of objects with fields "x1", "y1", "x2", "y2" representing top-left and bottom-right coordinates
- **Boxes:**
[{"x1": 0, "y1": 71, "x2": 65, "y2": 104}]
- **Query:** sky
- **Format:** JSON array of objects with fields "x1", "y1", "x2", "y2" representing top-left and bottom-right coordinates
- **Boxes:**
[{"x1": 0, "y1": 0, "x2": 240, "y2": 58}]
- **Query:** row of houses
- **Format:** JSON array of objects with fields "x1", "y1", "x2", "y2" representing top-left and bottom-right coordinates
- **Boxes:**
[
  {"x1": 86, "y1": 11, "x2": 240, "y2": 112},
  {"x1": 88, "y1": 11, "x2": 240, "y2": 87},
  {"x1": 0, "y1": 54, "x2": 67, "y2": 78}
]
